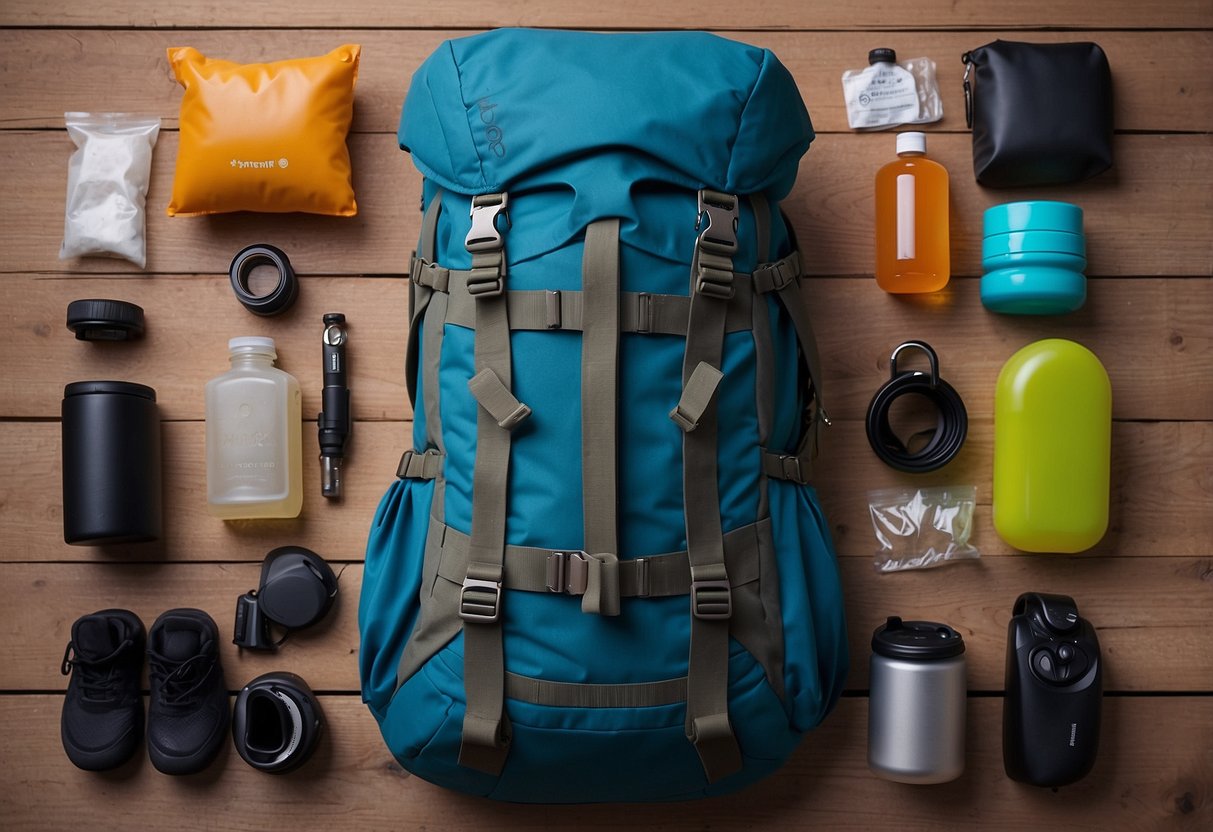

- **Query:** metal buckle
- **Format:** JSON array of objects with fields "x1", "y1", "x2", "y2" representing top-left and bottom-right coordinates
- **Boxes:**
[
  {"x1": 495, "y1": 401, "x2": 532, "y2": 431},
  {"x1": 465, "y1": 193, "x2": 510, "y2": 253},
  {"x1": 459, "y1": 575, "x2": 503, "y2": 623},
  {"x1": 691, "y1": 578, "x2": 732, "y2": 620},
  {"x1": 546, "y1": 551, "x2": 590, "y2": 595},
  {"x1": 695, "y1": 190, "x2": 739, "y2": 258}
]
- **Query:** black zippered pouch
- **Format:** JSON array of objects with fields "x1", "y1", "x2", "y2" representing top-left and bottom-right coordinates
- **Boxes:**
[{"x1": 963, "y1": 40, "x2": 1113, "y2": 188}]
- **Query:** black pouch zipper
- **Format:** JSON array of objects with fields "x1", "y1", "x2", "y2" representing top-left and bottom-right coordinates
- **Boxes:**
[{"x1": 961, "y1": 51, "x2": 975, "y2": 128}]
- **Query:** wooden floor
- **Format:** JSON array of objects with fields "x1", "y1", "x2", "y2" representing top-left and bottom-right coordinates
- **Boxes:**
[{"x1": 1, "y1": 1, "x2": 1210, "y2": 829}]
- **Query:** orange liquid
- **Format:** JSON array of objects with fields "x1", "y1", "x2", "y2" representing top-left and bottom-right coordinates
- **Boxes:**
[{"x1": 875, "y1": 154, "x2": 950, "y2": 293}]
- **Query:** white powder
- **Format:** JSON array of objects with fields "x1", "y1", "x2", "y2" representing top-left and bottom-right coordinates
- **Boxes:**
[{"x1": 60, "y1": 113, "x2": 160, "y2": 268}]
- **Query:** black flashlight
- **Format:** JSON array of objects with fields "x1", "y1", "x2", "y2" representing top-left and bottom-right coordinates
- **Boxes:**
[{"x1": 318, "y1": 313, "x2": 351, "y2": 498}]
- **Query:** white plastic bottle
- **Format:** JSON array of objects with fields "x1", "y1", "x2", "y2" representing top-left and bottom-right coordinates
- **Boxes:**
[{"x1": 206, "y1": 336, "x2": 303, "y2": 519}]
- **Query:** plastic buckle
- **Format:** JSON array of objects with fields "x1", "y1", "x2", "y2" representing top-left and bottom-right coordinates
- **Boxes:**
[
  {"x1": 546, "y1": 551, "x2": 590, "y2": 595},
  {"x1": 396, "y1": 450, "x2": 417, "y2": 479},
  {"x1": 465, "y1": 193, "x2": 509, "y2": 253},
  {"x1": 669, "y1": 403, "x2": 700, "y2": 433},
  {"x1": 691, "y1": 577, "x2": 732, "y2": 620},
  {"x1": 459, "y1": 575, "x2": 503, "y2": 623},
  {"x1": 695, "y1": 190, "x2": 739, "y2": 258},
  {"x1": 495, "y1": 401, "x2": 532, "y2": 431},
  {"x1": 778, "y1": 454, "x2": 806, "y2": 484}
]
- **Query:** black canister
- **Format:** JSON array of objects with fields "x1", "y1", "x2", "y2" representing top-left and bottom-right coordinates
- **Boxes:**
[{"x1": 62, "y1": 381, "x2": 162, "y2": 545}]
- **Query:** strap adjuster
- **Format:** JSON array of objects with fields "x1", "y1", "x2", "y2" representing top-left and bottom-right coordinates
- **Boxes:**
[
  {"x1": 459, "y1": 574, "x2": 503, "y2": 623},
  {"x1": 546, "y1": 551, "x2": 590, "y2": 595},
  {"x1": 779, "y1": 454, "x2": 805, "y2": 484},
  {"x1": 636, "y1": 292, "x2": 653, "y2": 334},
  {"x1": 691, "y1": 577, "x2": 732, "y2": 620},
  {"x1": 466, "y1": 264, "x2": 504, "y2": 298}
]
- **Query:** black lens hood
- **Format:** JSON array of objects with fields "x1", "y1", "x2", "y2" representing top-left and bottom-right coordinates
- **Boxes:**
[{"x1": 229, "y1": 243, "x2": 299, "y2": 316}]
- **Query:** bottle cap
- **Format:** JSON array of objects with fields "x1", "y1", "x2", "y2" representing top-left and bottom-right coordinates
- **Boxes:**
[
  {"x1": 896, "y1": 132, "x2": 926, "y2": 156},
  {"x1": 868, "y1": 48, "x2": 897, "y2": 65},
  {"x1": 983, "y1": 200, "x2": 1084, "y2": 237},
  {"x1": 228, "y1": 336, "x2": 277, "y2": 356},
  {"x1": 872, "y1": 616, "x2": 966, "y2": 660}
]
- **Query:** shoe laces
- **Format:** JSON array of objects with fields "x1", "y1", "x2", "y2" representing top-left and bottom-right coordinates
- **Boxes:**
[
  {"x1": 60, "y1": 640, "x2": 133, "y2": 703},
  {"x1": 148, "y1": 651, "x2": 215, "y2": 707}
]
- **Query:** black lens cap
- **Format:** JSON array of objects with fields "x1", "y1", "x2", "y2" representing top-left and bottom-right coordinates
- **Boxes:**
[{"x1": 66, "y1": 299, "x2": 145, "y2": 341}]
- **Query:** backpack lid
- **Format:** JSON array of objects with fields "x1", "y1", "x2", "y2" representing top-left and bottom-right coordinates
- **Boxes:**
[{"x1": 399, "y1": 29, "x2": 813, "y2": 204}]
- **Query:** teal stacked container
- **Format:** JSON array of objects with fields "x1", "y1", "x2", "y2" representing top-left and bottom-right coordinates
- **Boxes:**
[{"x1": 981, "y1": 201, "x2": 1087, "y2": 315}]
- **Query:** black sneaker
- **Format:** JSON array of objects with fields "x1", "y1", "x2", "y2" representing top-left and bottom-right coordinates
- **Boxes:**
[
  {"x1": 146, "y1": 609, "x2": 229, "y2": 775},
  {"x1": 60, "y1": 609, "x2": 146, "y2": 771}
]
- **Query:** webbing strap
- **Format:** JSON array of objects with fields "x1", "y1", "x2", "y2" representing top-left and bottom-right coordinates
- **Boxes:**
[
  {"x1": 682, "y1": 190, "x2": 742, "y2": 783},
  {"x1": 750, "y1": 195, "x2": 828, "y2": 481},
  {"x1": 434, "y1": 518, "x2": 765, "y2": 599},
  {"x1": 396, "y1": 448, "x2": 444, "y2": 480},
  {"x1": 439, "y1": 282, "x2": 755, "y2": 335},
  {"x1": 459, "y1": 192, "x2": 513, "y2": 776},
  {"x1": 468, "y1": 368, "x2": 532, "y2": 430},
  {"x1": 405, "y1": 191, "x2": 443, "y2": 409},
  {"x1": 670, "y1": 361, "x2": 724, "y2": 433},
  {"x1": 580, "y1": 219, "x2": 621, "y2": 618},
  {"x1": 506, "y1": 672, "x2": 687, "y2": 709}
]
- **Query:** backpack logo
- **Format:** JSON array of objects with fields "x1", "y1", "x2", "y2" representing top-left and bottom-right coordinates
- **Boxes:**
[{"x1": 477, "y1": 97, "x2": 506, "y2": 158}]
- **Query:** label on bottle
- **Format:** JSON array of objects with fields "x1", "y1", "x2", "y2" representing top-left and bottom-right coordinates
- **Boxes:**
[
  {"x1": 842, "y1": 63, "x2": 921, "y2": 129},
  {"x1": 897, "y1": 174, "x2": 915, "y2": 260}
]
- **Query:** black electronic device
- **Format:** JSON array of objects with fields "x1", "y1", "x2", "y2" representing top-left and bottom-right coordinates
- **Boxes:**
[
  {"x1": 317, "y1": 312, "x2": 351, "y2": 498},
  {"x1": 232, "y1": 671, "x2": 324, "y2": 774},
  {"x1": 233, "y1": 547, "x2": 338, "y2": 651},
  {"x1": 1003, "y1": 592, "x2": 1102, "y2": 787}
]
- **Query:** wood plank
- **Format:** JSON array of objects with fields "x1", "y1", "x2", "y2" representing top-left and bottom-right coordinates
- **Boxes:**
[
  {"x1": 2, "y1": 0, "x2": 1209, "y2": 30},
  {"x1": 0, "y1": 274, "x2": 412, "y2": 422},
  {"x1": 3, "y1": 275, "x2": 1208, "y2": 421},
  {"x1": 3, "y1": 556, "x2": 1210, "y2": 692},
  {"x1": 819, "y1": 421, "x2": 1213, "y2": 558},
  {"x1": 1, "y1": 695, "x2": 1209, "y2": 830},
  {"x1": 2, "y1": 131, "x2": 1210, "y2": 277},
  {"x1": 2, "y1": 419, "x2": 1209, "y2": 562},
  {"x1": 3, "y1": 29, "x2": 1210, "y2": 135}
]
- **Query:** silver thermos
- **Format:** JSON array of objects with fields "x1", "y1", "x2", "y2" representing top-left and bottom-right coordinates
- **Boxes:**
[{"x1": 868, "y1": 616, "x2": 967, "y2": 784}]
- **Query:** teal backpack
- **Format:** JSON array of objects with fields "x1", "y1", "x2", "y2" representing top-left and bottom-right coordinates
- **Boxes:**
[{"x1": 360, "y1": 29, "x2": 848, "y2": 803}]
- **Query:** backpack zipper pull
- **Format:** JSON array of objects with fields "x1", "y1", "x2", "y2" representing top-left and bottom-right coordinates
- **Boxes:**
[{"x1": 962, "y1": 52, "x2": 974, "y2": 129}]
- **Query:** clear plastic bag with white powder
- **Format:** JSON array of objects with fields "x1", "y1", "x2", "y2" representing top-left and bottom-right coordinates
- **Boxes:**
[{"x1": 60, "y1": 113, "x2": 160, "y2": 268}]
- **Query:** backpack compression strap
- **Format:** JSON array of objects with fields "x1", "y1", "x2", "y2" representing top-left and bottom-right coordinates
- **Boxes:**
[
  {"x1": 749, "y1": 195, "x2": 828, "y2": 485},
  {"x1": 673, "y1": 190, "x2": 744, "y2": 783},
  {"x1": 458, "y1": 193, "x2": 518, "y2": 776}
]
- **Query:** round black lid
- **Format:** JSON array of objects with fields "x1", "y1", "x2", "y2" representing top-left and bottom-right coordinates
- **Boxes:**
[
  {"x1": 872, "y1": 616, "x2": 965, "y2": 660},
  {"x1": 869, "y1": 48, "x2": 897, "y2": 65},
  {"x1": 66, "y1": 298, "x2": 145, "y2": 341},
  {"x1": 64, "y1": 380, "x2": 157, "y2": 401}
]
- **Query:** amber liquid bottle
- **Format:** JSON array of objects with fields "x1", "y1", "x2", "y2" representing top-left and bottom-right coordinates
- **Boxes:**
[{"x1": 875, "y1": 132, "x2": 950, "y2": 293}]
